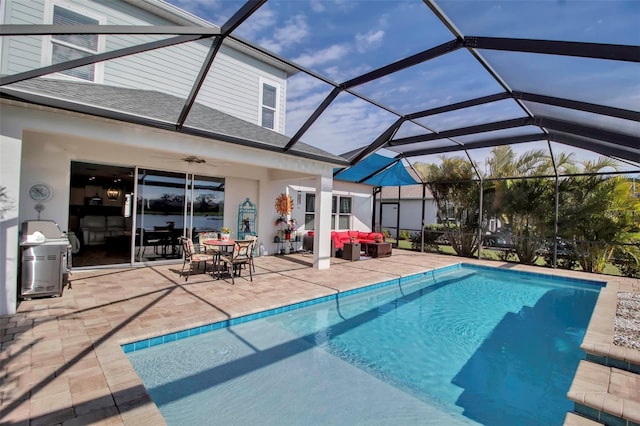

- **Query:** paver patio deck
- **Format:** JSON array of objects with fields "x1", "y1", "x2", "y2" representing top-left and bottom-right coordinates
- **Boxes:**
[{"x1": 1, "y1": 249, "x2": 638, "y2": 425}]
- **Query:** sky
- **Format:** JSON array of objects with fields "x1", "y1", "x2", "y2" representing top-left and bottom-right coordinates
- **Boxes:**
[{"x1": 165, "y1": 0, "x2": 640, "y2": 172}]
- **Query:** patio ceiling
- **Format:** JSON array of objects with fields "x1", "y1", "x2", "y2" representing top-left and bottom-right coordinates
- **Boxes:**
[{"x1": 1, "y1": 0, "x2": 638, "y2": 173}]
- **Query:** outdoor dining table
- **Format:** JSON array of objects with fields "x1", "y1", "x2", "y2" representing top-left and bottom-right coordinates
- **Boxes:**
[{"x1": 201, "y1": 239, "x2": 235, "y2": 279}]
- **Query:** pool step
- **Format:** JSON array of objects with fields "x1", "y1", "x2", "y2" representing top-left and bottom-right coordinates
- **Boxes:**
[
  {"x1": 580, "y1": 285, "x2": 640, "y2": 376},
  {"x1": 567, "y1": 360, "x2": 640, "y2": 425},
  {"x1": 564, "y1": 412, "x2": 603, "y2": 425}
]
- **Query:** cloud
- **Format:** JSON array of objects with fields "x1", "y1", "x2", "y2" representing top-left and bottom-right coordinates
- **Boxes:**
[
  {"x1": 355, "y1": 30, "x2": 385, "y2": 53},
  {"x1": 293, "y1": 44, "x2": 350, "y2": 68},
  {"x1": 246, "y1": 13, "x2": 309, "y2": 54},
  {"x1": 288, "y1": 96, "x2": 398, "y2": 155},
  {"x1": 234, "y1": 6, "x2": 276, "y2": 40},
  {"x1": 167, "y1": 0, "x2": 231, "y2": 25},
  {"x1": 286, "y1": 74, "x2": 331, "y2": 100},
  {"x1": 310, "y1": 0, "x2": 325, "y2": 13}
]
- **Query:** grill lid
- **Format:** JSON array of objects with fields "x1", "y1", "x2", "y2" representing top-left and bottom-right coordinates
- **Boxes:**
[{"x1": 21, "y1": 220, "x2": 65, "y2": 240}]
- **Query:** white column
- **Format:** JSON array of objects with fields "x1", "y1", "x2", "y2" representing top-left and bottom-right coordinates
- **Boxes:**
[
  {"x1": 313, "y1": 173, "x2": 333, "y2": 269},
  {"x1": 0, "y1": 132, "x2": 22, "y2": 316}
]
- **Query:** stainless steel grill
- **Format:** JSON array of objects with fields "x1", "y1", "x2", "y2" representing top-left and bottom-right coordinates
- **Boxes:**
[{"x1": 20, "y1": 220, "x2": 71, "y2": 299}]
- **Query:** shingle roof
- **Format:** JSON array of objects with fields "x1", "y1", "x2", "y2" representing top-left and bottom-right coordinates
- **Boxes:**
[{"x1": 0, "y1": 78, "x2": 349, "y2": 165}]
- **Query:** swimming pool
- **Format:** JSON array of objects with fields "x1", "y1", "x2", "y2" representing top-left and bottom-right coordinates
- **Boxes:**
[{"x1": 126, "y1": 264, "x2": 602, "y2": 425}]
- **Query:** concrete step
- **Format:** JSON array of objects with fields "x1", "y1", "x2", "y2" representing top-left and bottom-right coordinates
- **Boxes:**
[{"x1": 567, "y1": 360, "x2": 640, "y2": 425}]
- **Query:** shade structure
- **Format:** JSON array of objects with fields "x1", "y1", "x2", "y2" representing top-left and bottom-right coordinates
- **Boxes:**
[{"x1": 334, "y1": 154, "x2": 419, "y2": 186}]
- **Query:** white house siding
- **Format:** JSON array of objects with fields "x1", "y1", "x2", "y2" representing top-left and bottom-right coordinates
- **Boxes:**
[
  {"x1": 1, "y1": 0, "x2": 289, "y2": 131},
  {"x1": 376, "y1": 199, "x2": 438, "y2": 234},
  {"x1": 1, "y1": 0, "x2": 45, "y2": 74},
  {"x1": 376, "y1": 183, "x2": 438, "y2": 234}
]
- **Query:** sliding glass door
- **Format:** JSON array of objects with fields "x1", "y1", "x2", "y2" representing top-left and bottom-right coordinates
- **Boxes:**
[{"x1": 134, "y1": 168, "x2": 224, "y2": 263}]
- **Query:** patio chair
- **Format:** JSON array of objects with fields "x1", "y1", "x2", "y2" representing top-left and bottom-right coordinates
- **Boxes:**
[
  {"x1": 179, "y1": 236, "x2": 214, "y2": 281},
  {"x1": 219, "y1": 239, "x2": 253, "y2": 284},
  {"x1": 245, "y1": 235, "x2": 258, "y2": 273}
]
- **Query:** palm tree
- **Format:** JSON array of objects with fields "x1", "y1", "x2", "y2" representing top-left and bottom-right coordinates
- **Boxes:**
[
  {"x1": 558, "y1": 158, "x2": 638, "y2": 273},
  {"x1": 416, "y1": 156, "x2": 480, "y2": 257},
  {"x1": 484, "y1": 147, "x2": 557, "y2": 264}
]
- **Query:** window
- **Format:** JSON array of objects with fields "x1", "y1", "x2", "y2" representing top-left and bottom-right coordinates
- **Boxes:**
[
  {"x1": 304, "y1": 194, "x2": 353, "y2": 230},
  {"x1": 304, "y1": 193, "x2": 315, "y2": 230},
  {"x1": 260, "y1": 80, "x2": 279, "y2": 130},
  {"x1": 50, "y1": 5, "x2": 101, "y2": 81},
  {"x1": 332, "y1": 196, "x2": 352, "y2": 230}
]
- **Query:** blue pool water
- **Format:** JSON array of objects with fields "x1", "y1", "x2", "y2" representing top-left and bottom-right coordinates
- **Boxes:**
[{"x1": 126, "y1": 265, "x2": 602, "y2": 425}]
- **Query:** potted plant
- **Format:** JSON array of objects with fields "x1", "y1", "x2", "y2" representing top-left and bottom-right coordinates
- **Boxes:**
[{"x1": 220, "y1": 226, "x2": 231, "y2": 241}]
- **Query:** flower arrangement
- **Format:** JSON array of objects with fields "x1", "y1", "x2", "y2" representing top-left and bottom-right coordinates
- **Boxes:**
[{"x1": 220, "y1": 226, "x2": 231, "y2": 241}]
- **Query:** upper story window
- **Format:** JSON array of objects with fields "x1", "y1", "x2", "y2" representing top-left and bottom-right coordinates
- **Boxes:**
[
  {"x1": 47, "y1": 4, "x2": 103, "y2": 82},
  {"x1": 260, "y1": 79, "x2": 279, "y2": 131}
]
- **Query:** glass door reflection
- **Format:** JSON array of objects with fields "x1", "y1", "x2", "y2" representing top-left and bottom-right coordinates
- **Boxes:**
[
  {"x1": 135, "y1": 169, "x2": 185, "y2": 262},
  {"x1": 134, "y1": 169, "x2": 225, "y2": 262}
]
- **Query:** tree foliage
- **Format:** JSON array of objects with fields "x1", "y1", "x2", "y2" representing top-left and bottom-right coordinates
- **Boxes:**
[{"x1": 415, "y1": 156, "x2": 480, "y2": 257}]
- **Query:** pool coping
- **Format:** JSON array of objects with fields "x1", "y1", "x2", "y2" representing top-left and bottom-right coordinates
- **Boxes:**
[{"x1": 580, "y1": 280, "x2": 640, "y2": 367}]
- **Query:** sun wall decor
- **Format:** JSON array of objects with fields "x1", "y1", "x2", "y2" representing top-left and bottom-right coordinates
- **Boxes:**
[{"x1": 275, "y1": 193, "x2": 293, "y2": 216}]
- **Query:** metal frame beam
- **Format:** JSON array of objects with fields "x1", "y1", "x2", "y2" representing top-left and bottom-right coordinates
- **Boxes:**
[
  {"x1": 548, "y1": 131, "x2": 640, "y2": 162},
  {"x1": 389, "y1": 117, "x2": 533, "y2": 146},
  {"x1": 397, "y1": 133, "x2": 548, "y2": 157},
  {"x1": 285, "y1": 87, "x2": 341, "y2": 151},
  {"x1": 513, "y1": 91, "x2": 640, "y2": 121},
  {"x1": 349, "y1": 118, "x2": 405, "y2": 165},
  {"x1": 538, "y1": 116, "x2": 639, "y2": 149},
  {"x1": 407, "y1": 92, "x2": 510, "y2": 120},
  {"x1": 176, "y1": 36, "x2": 223, "y2": 128},
  {"x1": 221, "y1": 0, "x2": 266, "y2": 34},
  {"x1": 342, "y1": 39, "x2": 463, "y2": 89},
  {"x1": 464, "y1": 37, "x2": 640, "y2": 62},
  {"x1": 177, "y1": 0, "x2": 265, "y2": 128}
]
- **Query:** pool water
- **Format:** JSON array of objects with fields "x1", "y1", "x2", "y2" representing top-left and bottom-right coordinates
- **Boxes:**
[{"x1": 126, "y1": 265, "x2": 601, "y2": 425}]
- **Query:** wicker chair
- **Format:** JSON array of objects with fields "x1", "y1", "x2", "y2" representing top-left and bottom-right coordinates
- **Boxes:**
[{"x1": 179, "y1": 237, "x2": 214, "y2": 281}]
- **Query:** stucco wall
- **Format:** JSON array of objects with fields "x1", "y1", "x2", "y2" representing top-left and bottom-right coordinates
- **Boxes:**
[{"x1": 0, "y1": 100, "x2": 336, "y2": 315}]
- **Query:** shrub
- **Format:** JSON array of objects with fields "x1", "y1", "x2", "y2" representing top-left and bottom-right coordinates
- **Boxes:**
[
  {"x1": 612, "y1": 245, "x2": 640, "y2": 278},
  {"x1": 398, "y1": 229, "x2": 412, "y2": 240},
  {"x1": 411, "y1": 224, "x2": 447, "y2": 252}
]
